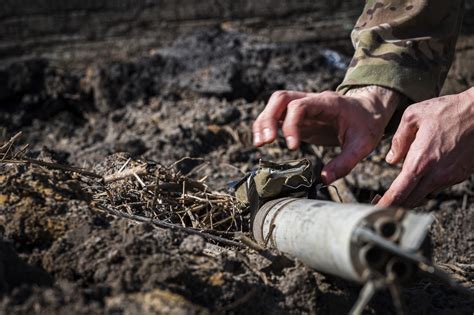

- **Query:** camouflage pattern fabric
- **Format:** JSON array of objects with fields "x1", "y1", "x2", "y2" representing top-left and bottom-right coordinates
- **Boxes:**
[{"x1": 337, "y1": 0, "x2": 465, "y2": 102}]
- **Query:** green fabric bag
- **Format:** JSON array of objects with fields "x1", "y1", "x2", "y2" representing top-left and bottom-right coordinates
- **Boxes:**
[{"x1": 234, "y1": 158, "x2": 316, "y2": 205}]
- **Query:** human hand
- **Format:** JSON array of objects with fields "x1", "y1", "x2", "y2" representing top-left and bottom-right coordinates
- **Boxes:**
[
  {"x1": 378, "y1": 88, "x2": 474, "y2": 207},
  {"x1": 252, "y1": 86, "x2": 402, "y2": 184}
]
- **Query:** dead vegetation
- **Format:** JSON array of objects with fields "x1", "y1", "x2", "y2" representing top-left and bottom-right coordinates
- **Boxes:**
[{"x1": 1, "y1": 132, "x2": 248, "y2": 248}]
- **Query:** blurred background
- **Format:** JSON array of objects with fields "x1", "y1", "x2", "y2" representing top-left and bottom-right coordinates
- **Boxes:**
[
  {"x1": 1, "y1": 1, "x2": 358, "y2": 63},
  {"x1": 1, "y1": 1, "x2": 473, "y2": 98}
]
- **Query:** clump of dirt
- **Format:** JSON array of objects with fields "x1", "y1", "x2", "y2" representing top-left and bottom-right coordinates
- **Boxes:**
[
  {"x1": 1, "y1": 160, "x2": 91, "y2": 252},
  {"x1": 0, "y1": 237, "x2": 53, "y2": 296}
]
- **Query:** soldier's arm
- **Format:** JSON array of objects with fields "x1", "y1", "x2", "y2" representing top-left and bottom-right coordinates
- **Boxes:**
[
  {"x1": 337, "y1": 0, "x2": 465, "y2": 103},
  {"x1": 252, "y1": 0, "x2": 467, "y2": 190},
  {"x1": 336, "y1": 0, "x2": 474, "y2": 208}
]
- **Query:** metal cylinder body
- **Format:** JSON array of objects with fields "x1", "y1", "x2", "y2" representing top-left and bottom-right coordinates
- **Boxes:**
[{"x1": 253, "y1": 198, "x2": 396, "y2": 282}]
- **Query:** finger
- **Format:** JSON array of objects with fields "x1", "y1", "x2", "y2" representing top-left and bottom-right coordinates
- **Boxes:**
[
  {"x1": 426, "y1": 170, "x2": 465, "y2": 199},
  {"x1": 377, "y1": 140, "x2": 429, "y2": 207},
  {"x1": 379, "y1": 122, "x2": 438, "y2": 207},
  {"x1": 281, "y1": 98, "x2": 312, "y2": 149},
  {"x1": 428, "y1": 187, "x2": 445, "y2": 198},
  {"x1": 253, "y1": 91, "x2": 308, "y2": 146},
  {"x1": 403, "y1": 175, "x2": 438, "y2": 208},
  {"x1": 377, "y1": 167, "x2": 422, "y2": 207},
  {"x1": 386, "y1": 109, "x2": 418, "y2": 165},
  {"x1": 282, "y1": 93, "x2": 338, "y2": 150},
  {"x1": 321, "y1": 131, "x2": 373, "y2": 184},
  {"x1": 281, "y1": 96, "x2": 336, "y2": 150}
]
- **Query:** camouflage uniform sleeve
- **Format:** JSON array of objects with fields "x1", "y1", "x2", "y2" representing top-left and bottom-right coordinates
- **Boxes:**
[{"x1": 337, "y1": 0, "x2": 465, "y2": 102}]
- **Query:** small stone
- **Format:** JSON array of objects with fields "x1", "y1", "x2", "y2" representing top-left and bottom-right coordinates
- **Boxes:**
[{"x1": 179, "y1": 235, "x2": 205, "y2": 255}]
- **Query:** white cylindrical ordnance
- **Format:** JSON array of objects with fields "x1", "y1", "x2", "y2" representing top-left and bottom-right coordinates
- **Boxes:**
[{"x1": 253, "y1": 198, "x2": 397, "y2": 282}]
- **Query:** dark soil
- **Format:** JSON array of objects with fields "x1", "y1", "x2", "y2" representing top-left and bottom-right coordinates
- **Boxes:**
[{"x1": 1, "y1": 5, "x2": 473, "y2": 315}]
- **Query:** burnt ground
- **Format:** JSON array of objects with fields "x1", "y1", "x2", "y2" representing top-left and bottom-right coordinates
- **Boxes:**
[{"x1": 1, "y1": 3, "x2": 474, "y2": 315}]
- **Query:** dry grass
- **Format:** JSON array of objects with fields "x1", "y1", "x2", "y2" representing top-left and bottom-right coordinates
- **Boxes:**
[{"x1": 1, "y1": 132, "x2": 249, "y2": 247}]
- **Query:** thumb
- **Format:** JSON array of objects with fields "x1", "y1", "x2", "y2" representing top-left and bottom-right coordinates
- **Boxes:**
[
  {"x1": 321, "y1": 137, "x2": 372, "y2": 184},
  {"x1": 386, "y1": 114, "x2": 418, "y2": 165}
]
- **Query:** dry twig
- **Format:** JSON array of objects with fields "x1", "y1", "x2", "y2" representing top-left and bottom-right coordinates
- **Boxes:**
[{"x1": 1, "y1": 133, "x2": 248, "y2": 241}]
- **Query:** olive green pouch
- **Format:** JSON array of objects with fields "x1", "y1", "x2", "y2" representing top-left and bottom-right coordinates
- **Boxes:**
[{"x1": 234, "y1": 158, "x2": 316, "y2": 205}]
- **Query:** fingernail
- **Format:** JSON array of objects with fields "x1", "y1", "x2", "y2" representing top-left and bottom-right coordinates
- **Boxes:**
[
  {"x1": 386, "y1": 150, "x2": 394, "y2": 163},
  {"x1": 263, "y1": 128, "x2": 272, "y2": 142},
  {"x1": 253, "y1": 133, "x2": 262, "y2": 146},
  {"x1": 321, "y1": 170, "x2": 334, "y2": 184},
  {"x1": 371, "y1": 194, "x2": 382, "y2": 205},
  {"x1": 286, "y1": 136, "x2": 297, "y2": 149}
]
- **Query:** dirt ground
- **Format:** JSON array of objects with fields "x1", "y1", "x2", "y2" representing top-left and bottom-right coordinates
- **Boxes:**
[{"x1": 1, "y1": 2, "x2": 474, "y2": 314}]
